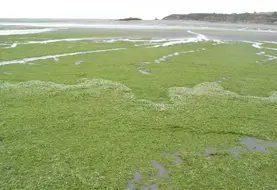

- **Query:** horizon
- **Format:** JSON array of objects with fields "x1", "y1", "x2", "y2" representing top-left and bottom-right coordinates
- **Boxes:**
[
  {"x1": 0, "y1": 11, "x2": 275, "y2": 20},
  {"x1": 0, "y1": 0, "x2": 276, "y2": 20}
]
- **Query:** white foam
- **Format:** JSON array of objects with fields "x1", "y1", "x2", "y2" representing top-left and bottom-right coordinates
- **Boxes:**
[
  {"x1": 137, "y1": 48, "x2": 206, "y2": 74},
  {"x1": 74, "y1": 60, "x2": 83, "y2": 65},
  {"x1": 104, "y1": 39, "x2": 148, "y2": 43},
  {"x1": 154, "y1": 50, "x2": 195, "y2": 63},
  {"x1": 265, "y1": 55, "x2": 277, "y2": 62},
  {"x1": 245, "y1": 41, "x2": 277, "y2": 62},
  {"x1": 5, "y1": 37, "x2": 169, "y2": 48},
  {"x1": 212, "y1": 39, "x2": 225, "y2": 45},
  {"x1": 3, "y1": 72, "x2": 12, "y2": 75},
  {"x1": 238, "y1": 27, "x2": 248, "y2": 31},
  {"x1": 153, "y1": 48, "x2": 206, "y2": 64},
  {"x1": 158, "y1": 38, "x2": 196, "y2": 47},
  {"x1": 262, "y1": 41, "x2": 277, "y2": 44},
  {"x1": 5, "y1": 37, "x2": 108, "y2": 48},
  {"x1": 0, "y1": 28, "x2": 56, "y2": 35},
  {"x1": 138, "y1": 69, "x2": 151, "y2": 75},
  {"x1": 242, "y1": 40, "x2": 259, "y2": 46},
  {"x1": 243, "y1": 41, "x2": 277, "y2": 51},
  {"x1": 256, "y1": 52, "x2": 265, "y2": 55},
  {"x1": 135, "y1": 43, "x2": 151, "y2": 47},
  {"x1": 187, "y1": 30, "x2": 209, "y2": 41},
  {"x1": 11, "y1": 43, "x2": 17, "y2": 48},
  {"x1": 256, "y1": 51, "x2": 277, "y2": 62},
  {"x1": 28, "y1": 37, "x2": 100, "y2": 44},
  {"x1": 150, "y1": 31, "x2": 209, "y2": 48},
  {"x1": 252, "y1": 42, "x2": 262, "y2": 49},
  {"x1": 264, "y1": 47, "x2": 277, "y2": 51},
  {"x1": 0, "y1": 48, "x2": 126, "y2": 65}
]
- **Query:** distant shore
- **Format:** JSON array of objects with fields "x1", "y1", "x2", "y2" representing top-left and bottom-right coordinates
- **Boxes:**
[
  {"x1": 116, "y1": 17, "x2": 142, "y2": 21},
  {"x1": 163, "y1": 12, "x2": 277, "y2": 25}
]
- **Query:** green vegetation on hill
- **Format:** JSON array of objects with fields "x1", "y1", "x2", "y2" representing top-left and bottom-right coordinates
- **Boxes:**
[
  {"x1": 117, "y1": 17, "x2": 142, "y2": 21},
  {"x1": 163, "y1": 12, "x2": 277, "y2": 24}
]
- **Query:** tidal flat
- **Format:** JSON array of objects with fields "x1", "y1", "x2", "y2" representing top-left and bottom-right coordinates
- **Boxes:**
[{"x1": 1, "y1": 19, "x2": 277, "y2": 189}]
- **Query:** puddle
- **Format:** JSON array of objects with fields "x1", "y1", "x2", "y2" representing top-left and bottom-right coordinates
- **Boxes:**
[
  {"x1": 125, "y1": 169, "x2": 143, "y2": 190},
  {"x1": 241, "y1": 137, "x2": 277, "y2": 153},
  {"x1": 126, "y1": 160, "x2": 168, "y2": 189},
  {"x1": 0, "y1": 48, "x2": 126, "y2": 65},
  {"x1": 203, "y1": 137, "x2": 277, "y2": 159},
  {"x1": 151, "y1": 160, "x2": 167, "y2": 177},
  {"x1": 227, "y1": 136, "x2": 277, "y2": 159},
  {"x1": 125, "y1": 135, "x2": 277, "y2": 188},
  {"x1": 125, "y1": 136, "x2": 277, "y2": 188},
  {"x1": 74, "y1": 60, "x2": 83, "y2": 65},
  {"x1": 162, "y1": 152, "x2": 183, "y2": 164},
  {"x1": 226, "y1": 147, "x2": 245, "y2": 160},
  {"x1": 201, "y1": 147, "x2": 217, "y2": 157}
]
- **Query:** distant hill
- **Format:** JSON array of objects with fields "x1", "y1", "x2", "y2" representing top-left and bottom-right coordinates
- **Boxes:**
[
  {"x1": 163, "y1": 12, "x2": 277, "y2": 24},
  {"x1": 116, "y1": 17, "x2": 142, "y2": 21}
]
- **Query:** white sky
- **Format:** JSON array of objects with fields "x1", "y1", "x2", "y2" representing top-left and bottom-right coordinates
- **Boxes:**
[{"x1": 1, "y1": 0, "x2": 276, "y2": 19}]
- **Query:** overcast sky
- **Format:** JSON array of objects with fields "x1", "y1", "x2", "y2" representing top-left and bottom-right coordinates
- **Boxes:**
[{"x1": 1, "y1": 0, "x2": 276, "y2": 19}]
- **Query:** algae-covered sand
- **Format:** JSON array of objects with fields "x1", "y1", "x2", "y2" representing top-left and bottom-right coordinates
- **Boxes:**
[{"x1": 0, "y1": 20, "x2": 277, "y2": 189}]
